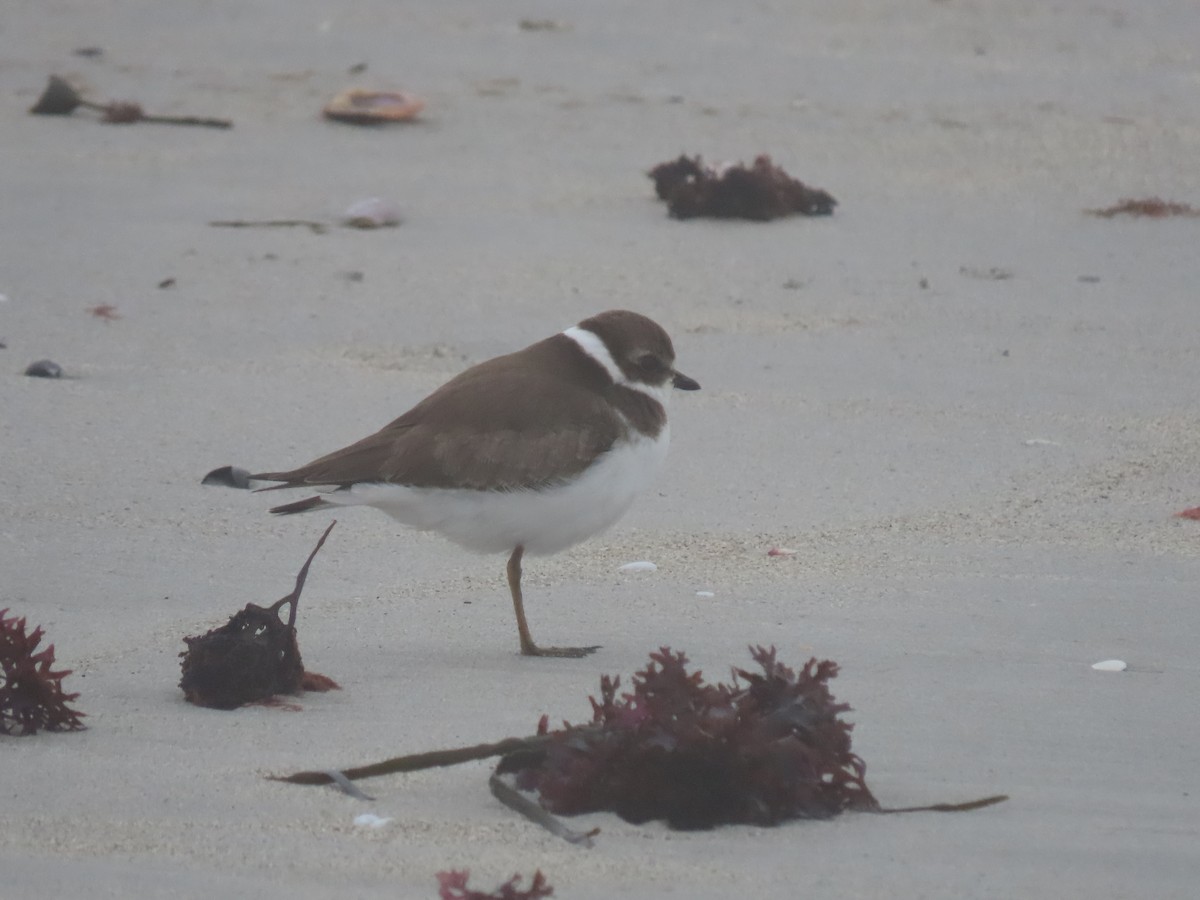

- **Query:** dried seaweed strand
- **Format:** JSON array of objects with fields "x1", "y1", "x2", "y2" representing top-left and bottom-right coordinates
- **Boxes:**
[
  {"x1": 86, "y1": 100, "x2": 232, "y2": 128},
  {"x1": 489, "y1": 772, "x2": 599, "y2": 847},
  {"x1": 209, "y1": 219, "x2": 327, "y2": 234},
  {"x1": 273, "y1": 733, "x2": 558, "y2": 785},
  {"x1": 878, "y1": 795, "x2": 1009, "y2": 814},
  {"x1": 273, "y1": 519, "x2": 335, "y2": 630}
]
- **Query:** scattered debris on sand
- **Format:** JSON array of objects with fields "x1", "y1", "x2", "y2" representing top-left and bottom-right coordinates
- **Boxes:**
[
  {"x1": 648, "y1": 154, "x2": 836, "y2": 221},
  {"x1": 436, "y1": 870, "x2": 553, "y2": 900},
  {"x1": 29, "y1": 74, "x2": 232, "y2": 129}
]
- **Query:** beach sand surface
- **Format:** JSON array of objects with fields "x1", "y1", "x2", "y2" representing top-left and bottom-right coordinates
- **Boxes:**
[{"x1": 2, "y1": 2, "x2": 1199, "y2": 897}]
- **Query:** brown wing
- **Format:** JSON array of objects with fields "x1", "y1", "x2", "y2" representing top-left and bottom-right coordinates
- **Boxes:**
[{"x1": 253, "y1": 337, "x2": 626, "y2": 491}]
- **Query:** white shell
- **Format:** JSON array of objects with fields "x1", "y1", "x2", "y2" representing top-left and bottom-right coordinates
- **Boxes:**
[
  {"x1": 353, "y1": 813, "x2": 394, "y2": 828},
  {"x1": 343, "y1": 197, "x2": 402, "y2": 228},
  {"x1": 1091, "y1": 659, "x2": 1127, "y2": 672},
  {"x1": 618, "y1": 560, "x2": 658, "y2": 573},
  {"x1": 695, "y1": 590, "x2": 715, "y2": 598}
]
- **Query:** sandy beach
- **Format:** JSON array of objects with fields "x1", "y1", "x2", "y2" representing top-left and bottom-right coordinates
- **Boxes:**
[{"x1": 3, "y1": 2, "x2": 1199, "y2": 897}]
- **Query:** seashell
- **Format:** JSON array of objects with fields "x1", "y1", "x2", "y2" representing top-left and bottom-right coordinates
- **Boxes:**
[
  {"x1": 767, "y1": 547, "x2": 797, "y2": 557},
  {"x1": 618, "y1": 561, "x2": 657, "y2": 573},
  {"x1": 342, "y1": 197, "x2": 402, "y2": 229},
  {"x1": 1091, "y1": 659, "x2": 1127, "y2": 672},
  {"x1": 695, "y1": 590, "x2": 715, "y2": 598},
  {"x1": 323, "y1": 89, "x2": 424, "y2": 125},
  {"x1": 24, "y1": 359, "x2": 62, "y2": 378}
]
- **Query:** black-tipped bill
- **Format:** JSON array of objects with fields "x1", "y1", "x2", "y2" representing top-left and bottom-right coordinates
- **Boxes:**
[{"x1": 672, "y1": 371, "x2": 701, "y2": 391}]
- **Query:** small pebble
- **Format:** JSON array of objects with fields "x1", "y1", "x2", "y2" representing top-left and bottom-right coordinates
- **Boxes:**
[
  {"x1": 695, "y1": 590, "x2": 715, "y2": 598},
  {"x1": 353, "y1": 813, "x2": 393, "y2": 828},
  {"x1": 24, "y1": 359, "x2": 62, "y2": 378},
  {"x1": 618, "y1": 560, "x2": 657, "y2": 573},
  {"x1": 767, "y1": 547, "x2": 797, "y2": 557},
  {"x1": 1091, "y1": 659, "x2": 1127, "y2": 672},
  {"x1": 201, "y1": 465, "x2": 252, "y2": 489}
]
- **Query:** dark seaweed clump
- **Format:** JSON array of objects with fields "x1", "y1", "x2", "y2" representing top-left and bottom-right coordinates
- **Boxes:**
[
  {"x1": 179, "y1": 523, "x2": 338, "y2": 709},
  {"x1": 179, "y1": 599, "x2": 307, "y2": 709},
  {"x1": 502, "y1": 646, "x2": 877, "y2": 830},
  {"x1": 1, "y1": 608, "x2": 86, "y2": 735},
  {"x1": 648, "y1": 154, "x2": 837, "y2": 221}
]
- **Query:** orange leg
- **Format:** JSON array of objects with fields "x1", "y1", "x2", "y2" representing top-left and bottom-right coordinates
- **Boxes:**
[{"x1": 506, "y1": 545, "x2": 599, "y2": 658}]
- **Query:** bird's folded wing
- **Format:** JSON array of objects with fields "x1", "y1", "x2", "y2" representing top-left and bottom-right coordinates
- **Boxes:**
[{"x1": 254, "y1": 369, "x2": 624, "y2": 491}]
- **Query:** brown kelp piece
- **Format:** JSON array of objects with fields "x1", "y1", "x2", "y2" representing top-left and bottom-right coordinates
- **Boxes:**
[
  {"x1": 29, "y1": 74, "x2": 232, "y2": 128},
  {"x1": 179, "y1": 522, "x2": 339, "y2": 709},
  {"x1": 1, "y1": 608, "x2": 86, "y2": 735},
  {"x1": 648, "y1": 154, "x2": 836, "y2": 221},
  {"x1": 500, "y1": 646, "x2": 876, "y2": 829},
  {"x1": 436, "y1": 870, "x2": 553, "y2": 900}
]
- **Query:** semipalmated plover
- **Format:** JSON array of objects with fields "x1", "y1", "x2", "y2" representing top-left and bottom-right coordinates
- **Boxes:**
[{"x1": 252, "y1": 310, "x2": 699, "y2": 657}]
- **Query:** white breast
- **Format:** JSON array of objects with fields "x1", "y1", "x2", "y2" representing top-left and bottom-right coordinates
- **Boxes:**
[{"x1": 323, "y1": 426, "x2": 671, "y2": 556}]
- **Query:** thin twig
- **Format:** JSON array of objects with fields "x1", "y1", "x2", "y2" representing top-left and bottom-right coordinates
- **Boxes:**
[
  {"x1": 269, "y1": 520, "x2": 336, "y2": 630},
  {"x1": 78, "y1": 99, "x2": 232, "y2": 129},
  {"x1": 142, "y1": 114, "x2": 232, "y2": 128},
  {"x1": 209, "y1": 219, "x2": 328, "y2": 234}
]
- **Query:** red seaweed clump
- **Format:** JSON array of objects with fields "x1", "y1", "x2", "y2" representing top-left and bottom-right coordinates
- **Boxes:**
[
  {"x1": 436, "y1": 870, "x2": 552, "y2": 900},
  {"x1": 502, "y1": 646, "x2": 877, "y2": 829},
  {"x1": 1, "y1": 608, "x2": 86, "y2": 735},
  {"x1": 648, "y1": 154, "x2": 836, "y2": 221}
]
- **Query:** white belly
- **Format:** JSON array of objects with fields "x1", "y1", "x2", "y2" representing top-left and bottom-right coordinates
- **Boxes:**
[{"x1": 324, "y1": 427, "x2": 670, "y2": 556}]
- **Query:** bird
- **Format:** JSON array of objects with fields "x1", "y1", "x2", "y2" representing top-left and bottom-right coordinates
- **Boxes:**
[{"x1": 250, "y1": 309, "x2": 699, "y2": 657}]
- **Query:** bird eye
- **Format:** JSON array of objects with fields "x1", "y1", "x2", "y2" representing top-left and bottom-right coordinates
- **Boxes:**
[{"x1": 637, "y1": 353, "x2": 665, "y2": 373}]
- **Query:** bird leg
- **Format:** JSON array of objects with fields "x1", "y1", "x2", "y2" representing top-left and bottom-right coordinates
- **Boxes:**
[{"x1": 506, "y1": 545, "x2": 599, "y2": 658}]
